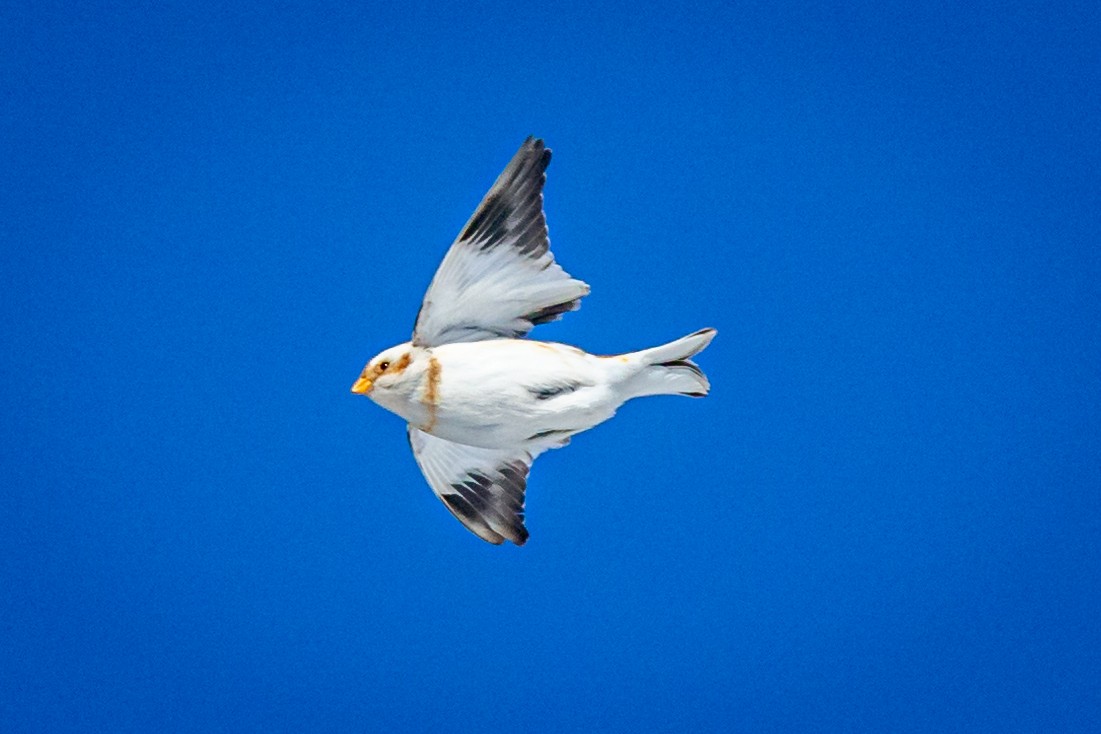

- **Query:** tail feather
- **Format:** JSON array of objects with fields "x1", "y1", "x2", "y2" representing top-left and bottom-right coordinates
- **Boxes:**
[{"x1": 625, "y1": 328, "x2": 716, "y2": 398}]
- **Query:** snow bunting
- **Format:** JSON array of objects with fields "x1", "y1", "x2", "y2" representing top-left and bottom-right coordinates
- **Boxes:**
[{"x1": 352, "y1": 137, "x2": 715, "y2": 545}]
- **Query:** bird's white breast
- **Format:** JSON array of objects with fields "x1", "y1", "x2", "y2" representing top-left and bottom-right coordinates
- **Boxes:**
[{"x1": 419, "y1": 340, "x2": 623, "y2": 449}]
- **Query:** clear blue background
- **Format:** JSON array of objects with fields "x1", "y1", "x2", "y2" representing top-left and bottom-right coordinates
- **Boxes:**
[{"x1": 3, "y1": 1, "x2": 1099, "y2": 731}]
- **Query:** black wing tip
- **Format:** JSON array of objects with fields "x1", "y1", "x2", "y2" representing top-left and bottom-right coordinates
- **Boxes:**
[
  {"x1": 457, "y1": 138, "x2": 551, "y2": 247},
  {"x1": 443, "y1": 462, "x2": 531, "y2": 547},
  {"x1": 520, "y1": 136, "x2": 551, "y2": 169},
  {"x1": 526, "y1": 297, "x2": 583, "y2": 326},
  {"x1": 490, "y1": 521, "x2": 528, "y2": 546},
  {"x1": 441, "y1": 492, "x2": 507, "y2": 545},
  {"x1": 522, "y1": 134, "x2": 547, "y2": 150}
]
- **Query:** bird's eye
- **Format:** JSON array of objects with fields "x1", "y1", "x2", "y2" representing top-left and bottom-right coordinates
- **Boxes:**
[{"x1": 378, "y1": 361, "x2": 390, "y2": 371}]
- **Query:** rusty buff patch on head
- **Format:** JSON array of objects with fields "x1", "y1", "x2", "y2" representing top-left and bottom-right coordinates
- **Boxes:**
[{"x1": 391, "y1": 352, "x2": 413, "y2": 374}]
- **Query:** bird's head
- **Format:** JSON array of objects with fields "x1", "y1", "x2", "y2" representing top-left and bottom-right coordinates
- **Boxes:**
[{"x1": 351, "y1": 343, "x2": 416, "y2": 398}]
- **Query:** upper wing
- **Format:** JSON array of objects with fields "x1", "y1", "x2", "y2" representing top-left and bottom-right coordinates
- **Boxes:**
[
  {"x1": 407, "y1": 426, "x2": 542, "y2": 546},
  {"x1": 411, "y1": 137, "x2": 590, "y2": 348}
]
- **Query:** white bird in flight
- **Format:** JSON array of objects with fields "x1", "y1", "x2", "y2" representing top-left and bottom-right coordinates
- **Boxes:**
[{"x1": 352, "y1": 137, "x2": 715, "y2": 545}]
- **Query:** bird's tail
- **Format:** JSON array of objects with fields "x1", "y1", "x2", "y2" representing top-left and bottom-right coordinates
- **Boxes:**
[{"x1": 622, "y1": 328, "x2": 716, "y2": 398}]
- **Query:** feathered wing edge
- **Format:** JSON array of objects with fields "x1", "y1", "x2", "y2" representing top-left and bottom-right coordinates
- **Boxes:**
[
  {"x1": 412, "y1": 137, "x2": 589, "y2": 347},
  {"x1": 407, "y1": 426, "x2": 542, "y2": 545}
]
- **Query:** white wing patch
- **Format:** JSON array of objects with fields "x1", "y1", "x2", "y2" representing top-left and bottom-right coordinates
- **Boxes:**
[
  {"x1": 412, "y1": 137, "x2": 590, "y2": 347},
  {"x1": 407, "y1": 426, "x2": 542, "y2": 546}
]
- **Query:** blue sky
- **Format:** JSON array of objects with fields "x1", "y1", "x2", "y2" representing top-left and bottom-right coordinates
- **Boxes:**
[{"x1": 3, "y1": 1, "x2": 1100, "y2": 731}]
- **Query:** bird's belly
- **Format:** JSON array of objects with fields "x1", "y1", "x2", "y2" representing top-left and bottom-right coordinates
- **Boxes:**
[
  {"x1": 411, "y1": 340, "x2": 625, "y2": 449},
  {"x1": 427, "y1": 381, "x2": 618, "y2": 449}
]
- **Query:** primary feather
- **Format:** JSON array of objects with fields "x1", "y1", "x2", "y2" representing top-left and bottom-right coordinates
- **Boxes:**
[{"x1": 412, "y1": 137, "x2": 589, "y2": 347}]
